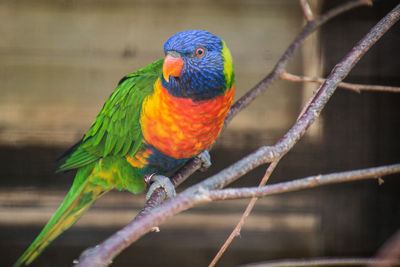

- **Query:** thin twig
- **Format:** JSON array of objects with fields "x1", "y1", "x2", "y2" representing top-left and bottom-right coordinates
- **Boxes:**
[
  {"x1": 75, "y1": 1, "x2": 398, "y2": 266},
  {"x1": 281, "y1": 71, "x2": 400, "y2": 93},
  {"x1": 207, "y1": 163, "x2": 400, "y2": 200},
  {"x1": 238, "y1": 257, "x2": 399, "y2": 267},
  {"x1": 209, "y1": 160, "x2": 280, "y2": 267},
  {"x1": 299, "y1": 0, "x2": 314, "y2": 21}
]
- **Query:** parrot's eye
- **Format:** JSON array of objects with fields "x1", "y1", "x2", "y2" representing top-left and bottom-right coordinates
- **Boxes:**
[{"x1": 194, "y1": 47, "x2": 206, "y2": 58}]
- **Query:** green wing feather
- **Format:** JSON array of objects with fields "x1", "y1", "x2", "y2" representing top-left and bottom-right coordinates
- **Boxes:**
[
  {"x1": 13, "y1": 59, "x2": 163, "y2": 267},
  {"x1": 58, "y1": 59, "x2": 163, "y2": 172}
]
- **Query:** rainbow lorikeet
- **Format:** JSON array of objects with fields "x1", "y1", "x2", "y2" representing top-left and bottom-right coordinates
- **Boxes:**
[{"x1": 14, "y1": 30, "x2": 235, "y2": 266}]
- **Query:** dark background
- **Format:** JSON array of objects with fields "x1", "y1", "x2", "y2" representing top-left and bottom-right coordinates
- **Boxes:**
[{"x1": 1, "y1": 0, "x2": 399, "y2": 266}]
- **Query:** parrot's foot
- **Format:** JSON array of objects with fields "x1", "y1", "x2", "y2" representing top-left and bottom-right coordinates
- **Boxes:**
[
  {"x1": 197, "y1": 150, "x2": 212, "y2": 172},
  {"x1": 146, "y1": 174, "x2": 176, "y2": 200}
]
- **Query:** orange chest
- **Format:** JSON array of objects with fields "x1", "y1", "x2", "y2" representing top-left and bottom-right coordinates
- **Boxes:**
[{"x1": 140, "y1": 79, "x2": 234, "y2": 159}]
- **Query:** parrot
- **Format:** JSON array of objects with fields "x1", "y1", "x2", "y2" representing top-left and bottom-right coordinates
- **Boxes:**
[{"x1": 14, "y1": 30, "x2": 235, "y2": 266}]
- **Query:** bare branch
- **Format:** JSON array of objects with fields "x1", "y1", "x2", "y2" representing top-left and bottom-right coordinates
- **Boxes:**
[
  {"x1": 299, "y1": 0, "x2": 314, "y2": 21},
  {"x1": 239, "y1": 257, "x2": 399, "y2": 267},
  {"x1": 207, "y1": 163, "x2": 400, "y2": 201},
  {"x1": 281, "y1": 71, "x2": 400, "y2": 93},
  {"x1": 209, "y1": 160, "x2": 280, "y2": 267}
]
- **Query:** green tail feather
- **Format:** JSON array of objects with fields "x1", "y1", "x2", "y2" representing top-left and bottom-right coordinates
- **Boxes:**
[{"x1": 14, "y1": 165, "x2": 111, "y2": 267}]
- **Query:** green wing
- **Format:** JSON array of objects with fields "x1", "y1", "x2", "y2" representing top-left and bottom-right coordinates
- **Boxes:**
[{"x1": 58, "y1": 59, "x2": 163, "y2": 172}]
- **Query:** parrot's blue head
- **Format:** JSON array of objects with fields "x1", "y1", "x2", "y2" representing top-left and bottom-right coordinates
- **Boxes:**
[{"x1": 162, "y1": 30, "x2": 234, "y2": 101}]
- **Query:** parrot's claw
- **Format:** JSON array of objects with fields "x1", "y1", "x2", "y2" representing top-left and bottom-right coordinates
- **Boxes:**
[
  {"x1": 146, "y1": 175, "x2": 176, "y2": 200},
  {"x1": 197, "y1": 150, "x2": 212, "y2": 172}
]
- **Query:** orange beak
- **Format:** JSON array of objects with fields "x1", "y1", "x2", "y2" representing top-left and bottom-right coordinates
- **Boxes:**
[{"x1": 163, "y1": 52, "x2": 183, "y2": 82}]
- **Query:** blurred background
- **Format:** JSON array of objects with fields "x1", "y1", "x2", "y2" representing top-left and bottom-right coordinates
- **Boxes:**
[{"x1": 1, "y1": 0, "x2": 399, "y2": 266}]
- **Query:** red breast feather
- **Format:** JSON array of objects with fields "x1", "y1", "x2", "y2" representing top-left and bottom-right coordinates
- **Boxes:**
[{"x1": 141, "y1": 79, "x2": 234, "y2": 159}]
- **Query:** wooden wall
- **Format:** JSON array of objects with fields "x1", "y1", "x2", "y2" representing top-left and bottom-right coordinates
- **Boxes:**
[{"x1": 0, "y1": 0, "x2": 304, "y2": 146}]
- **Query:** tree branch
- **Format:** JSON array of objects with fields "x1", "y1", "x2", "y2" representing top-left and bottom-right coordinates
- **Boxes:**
[
  {"x1": 75, "y1": 1, "x2": 399, "y2": 266},
  {"x1": 207, "y1": 163, "x2": 400, "y2": 200},
  {"x1": 209, "y1": 159, "x2": 281, "y2": 267},
  {"x1": 281, "y1": 71, "x2": 400, "y2": 93}
]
